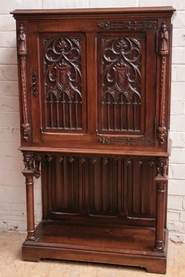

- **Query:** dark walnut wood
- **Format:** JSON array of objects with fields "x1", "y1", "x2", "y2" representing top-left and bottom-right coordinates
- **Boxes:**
[{"x1": 11, "y1": 7, "x2": 175, "y2": 274}]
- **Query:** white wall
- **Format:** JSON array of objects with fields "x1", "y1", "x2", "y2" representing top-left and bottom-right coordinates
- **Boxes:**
[{"x1": 0, "y1": 0, "x2": 185, "y2": 243}]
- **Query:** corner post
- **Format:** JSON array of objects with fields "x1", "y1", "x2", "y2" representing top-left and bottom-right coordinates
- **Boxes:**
[
  {"x1": 154, "y1": 158, "x2": 168, "y2": 251},
  {"x1": 22, "y1": 152, "x2": 41, "y2": 241}
]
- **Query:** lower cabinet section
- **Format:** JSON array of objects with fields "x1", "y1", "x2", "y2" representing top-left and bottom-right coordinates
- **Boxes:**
[
  {"x1": 21, "y1": 151, "x2": 168, "y2": 274},
  {"x1": 22, "y1": 221, "x2": 168, "y2": 274}
]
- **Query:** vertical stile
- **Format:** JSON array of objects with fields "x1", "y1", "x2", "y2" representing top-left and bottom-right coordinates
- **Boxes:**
[
  {"x1": 75, "y1": 94, "x2": 78, "y2": 129},
  {"x1": 50, "y1": 93, "x2": 53, "y2": 128},
  {"x1": 107, "y1": 95, "x2": 110, "y2": 130},
  {"x1": 56, "y1": 100, "x2": 60, "y2": 128},
  {"x1": 69, "y1": 101, "x2": 72, "y2": 129}
]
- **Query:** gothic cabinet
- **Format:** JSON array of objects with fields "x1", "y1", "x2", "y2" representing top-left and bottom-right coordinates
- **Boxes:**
[{"x1": 11, "y1": 7, "x2": 175, "y2": 274}]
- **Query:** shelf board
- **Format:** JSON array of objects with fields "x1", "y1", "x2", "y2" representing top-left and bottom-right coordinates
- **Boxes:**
[{"x1": 22, "y1": 221, "x2": 167, "y2": 273}]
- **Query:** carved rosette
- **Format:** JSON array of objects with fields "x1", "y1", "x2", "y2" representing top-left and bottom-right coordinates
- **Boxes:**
[
  {"x1": 17, "y1": 24, "x2": 31, "y2": 141},
  {"x1": 157, "y1": 23, "x2": 169, "y2": 146}
]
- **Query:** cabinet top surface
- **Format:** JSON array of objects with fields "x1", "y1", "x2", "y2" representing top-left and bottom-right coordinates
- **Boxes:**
[{"x1": 11, "y1": 6, "x2": 175, "y2": 16}]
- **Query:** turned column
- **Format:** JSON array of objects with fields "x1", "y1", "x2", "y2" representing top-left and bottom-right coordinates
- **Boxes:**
[
  {"x1": 22, "y1": 152, "x2": 41, "y2": 241},
  {"x1": 154, "y1": 158, "x2": 168, "y2": 251},
  {"x1": 22, "y1": 171, "x2": 36, "y2": 240}
]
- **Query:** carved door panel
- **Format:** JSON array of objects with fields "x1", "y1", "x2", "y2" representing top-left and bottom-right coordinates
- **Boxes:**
[
  {"x1": 40, "y1": 33, "x2": 87, "y2": 134},
  {"x1": 27, "y1": 29, "x2": 87, "y2": 145},
  {"x1": 97, "y1": 30, "x2": 157, "y2": 148}
]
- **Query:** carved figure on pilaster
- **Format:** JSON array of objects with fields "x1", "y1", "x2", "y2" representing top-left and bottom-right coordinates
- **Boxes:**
[
  {"x1": 18, "y1": 24, "x2": 27, "y2": 55},
  {"x1": 160, "y1": 22, "x2": 168, "y2": 55},
  {"x1": 156, "y1": 158, "x2": 168, "y2": 178}
]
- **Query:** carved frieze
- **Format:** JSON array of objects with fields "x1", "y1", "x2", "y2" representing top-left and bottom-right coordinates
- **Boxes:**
[
  {"x1": 98, "y1": 21, "x2": 157, "y2": 30},
  {"x1": 99, "y1": 136, "x2": 154, "y2": 146}
]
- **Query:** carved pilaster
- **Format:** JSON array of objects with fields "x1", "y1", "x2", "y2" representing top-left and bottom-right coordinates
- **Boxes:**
[
  {"x1": 18, "y1": 24, "x2": 31, "y2": 142},
  {"x1": 157, "y1": 23, "x2": 169, "y2": 146}
]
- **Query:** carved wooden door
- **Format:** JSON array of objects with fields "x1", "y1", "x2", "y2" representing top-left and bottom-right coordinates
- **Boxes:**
[
  {"x1": 26, "y1": 25, "x2": 87, "y2": 146},
  {"x1": 97, "y1": 29, "x2": 156, "y2": 149}
]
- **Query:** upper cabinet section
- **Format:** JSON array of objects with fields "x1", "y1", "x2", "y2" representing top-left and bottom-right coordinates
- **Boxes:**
[{"x1": 11, "y1": 7, "x2": 175, "y2": 154}]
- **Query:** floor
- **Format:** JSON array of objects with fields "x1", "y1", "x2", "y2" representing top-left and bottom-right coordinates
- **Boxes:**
[{"x1": 0, "y1": 232, "x2": 185, "y2": 277}]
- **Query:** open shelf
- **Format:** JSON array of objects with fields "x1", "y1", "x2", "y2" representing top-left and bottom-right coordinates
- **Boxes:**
[{"x1": 22, "y1": 221, "x2": 167, "y2": 273}]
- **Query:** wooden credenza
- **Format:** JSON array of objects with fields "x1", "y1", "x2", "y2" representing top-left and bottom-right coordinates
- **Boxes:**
[{"x1": 11, "y1": 7, "x2": 175, "y2": 274}]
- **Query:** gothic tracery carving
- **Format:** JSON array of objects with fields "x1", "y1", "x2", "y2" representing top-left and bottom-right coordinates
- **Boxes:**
[
  {"x1": 43, "y1": 36, "x2": 83, "y2": 130},
  {"x1": 102, "y1": 37, "x2": 141, "y2": 103},
  {"x1": 100, "y1": 36, "x2": 142, "y2": 133},
  {"x1": 44, "y1": 37, "x2": 82, "y2": 99}
]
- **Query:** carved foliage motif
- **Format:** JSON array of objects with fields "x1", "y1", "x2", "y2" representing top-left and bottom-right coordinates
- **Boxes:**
[
  {"x1": 100, "y1": 36, "x2": 142, "y2": 132},
  {"x1": 32, "y1": 71, "x2": 38, "y2": 96},
  {"x1": 43, "y1": 36, "x2": 83, "y2": 130},
  {"x1": 17, "y1": 24, "x2": 31, "y2": 141}
]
